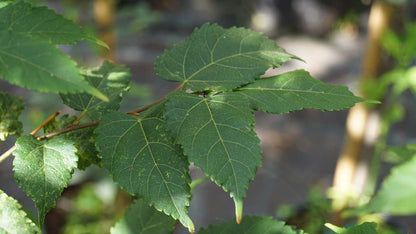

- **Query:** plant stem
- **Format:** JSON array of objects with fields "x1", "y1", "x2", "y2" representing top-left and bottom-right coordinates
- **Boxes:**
[
  {"x1": 0, "y1": 85, "x2": 184, "y2": 164},
  {"x1": 30, "y1": 111, "x2": 60, "y2": 135},
  {"x1": 37, "y1": 120, "x2": 101, "y2": 140},
  {"x1": 0, "y1": 145, "x2": 17, "y2": 164},
  {"x1": 126, "y1": 84, "x2": 183, "y2": 115}
]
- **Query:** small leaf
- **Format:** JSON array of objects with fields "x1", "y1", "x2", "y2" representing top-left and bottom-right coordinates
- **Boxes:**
[
  {"x1": 0, "y1": 2, "x2": 100, "y2": 45},
  {"x1": 61, "y1": 61, "x2": 131, "y2": 120},
  {"x1": 0, "y1": 92, "x2": 24, "y2": 140},
  {"x1": 0, "y1": 189, "x2": 41, "y2": 233},
  {"x1": 198, "y1": 216, "x2": 305, "y2": 234},
  {"x1": 13, "y1": 135, "x2": 78, "y2": 226},
  {"x1": 0, "y1": 31, "x2": 107, "y2": 100},
  {"x1": 111, "y1": 199, "x2": 175, "y2": 234},
  {"x1": 324, "y1": 222, "x2": 377, "y2": 234},
  {"x1": 155, "y1": 23, "x2": 296, "y2": 92},
  {"x1": 166, "y1": 92, "x2": 262, "y2": 221},
  {"x1": 95, "y1": 105, "x2": 194, "y2": 232},
  {"x1": 43, "y1": 115, "x2": 100, "y2": 169},
  {"x1": 364, "y1": 155, "x2": 416, "y2": 215},
  {"x1": 237, "y1": 70, "x2": 365, "y2": 114},
  {"x1": 69, "y1": 127, "x2": 101, "y2": 170}
]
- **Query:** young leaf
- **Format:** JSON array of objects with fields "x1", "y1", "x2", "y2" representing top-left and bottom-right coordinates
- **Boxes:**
[
  {"x1": 111, "y1": 199, "x2": 175, "y2": 234},
  {"x1": 198, "y1": 216, "x2": 304, "y2": 234},
  {"x1": 69, "y1": 127, "x2": 101, "y2": 170},
  {"x1": 155, "y1": 23, "x2": 295, "y2": 92},
  {"x1": 0, "y1": 92, "x2": 24, "y2": 140},
  {"x1": 237, "y1": 70, "x2": 365, "y2": 114},
  {"x1": 95, "y1": 105, "x2": 194, "y2": 232},
  {"x1": 364, "y1": 155, "x2": 416, "y2": 215},
  {"x1": 0, "y1": 31, "x2": 107, "y2": 101},
  {"x1": 325, "y1": 222, "x2": 377, "y2": 234},
  {"x1": 165, "y1": 92, "x2": 262, "y2": 222},
  {"x1": 0, "y1": 189, "x2": 41, "y2": 234},
  {"x1": 0, "y1": 2, "x2": 101, "y2": 45},
  {"x1": 61, "y1": 61, "x2": 131, "y2": 120},
  {"x1": 43, "y1": 115, "x2": 100, "y2": 169},
  {"x1": 13, "y1": 135, "x2": 78, "y2": 226}
]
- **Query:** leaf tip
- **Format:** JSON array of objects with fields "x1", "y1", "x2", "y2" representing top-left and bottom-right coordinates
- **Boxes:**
[{"x1": 233, "y1": 197, "x2": 243, "y2": 224}]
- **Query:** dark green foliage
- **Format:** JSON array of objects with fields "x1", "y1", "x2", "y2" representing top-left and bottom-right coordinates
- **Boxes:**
[{"x1": 0, "y1": 92, "x2": 24, "y2": 140}]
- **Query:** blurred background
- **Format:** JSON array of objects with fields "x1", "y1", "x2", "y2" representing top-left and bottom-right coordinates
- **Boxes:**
[{"x1": 1, "y1": 0, "x2": 416, "y2": 233}]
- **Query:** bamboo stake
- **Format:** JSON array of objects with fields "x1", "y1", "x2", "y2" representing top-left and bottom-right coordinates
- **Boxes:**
[{"x1": 331, "y1": 1, "x2": 394, "y2": 221}]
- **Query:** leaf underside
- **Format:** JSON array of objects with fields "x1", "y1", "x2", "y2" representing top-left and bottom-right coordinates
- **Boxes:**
[
  {"x1": 155, "y1": 23, "x2": 295, "y2": 92},
  {"x1": 95, "y1": 104, "x2": 194, "y2": 232},
  {"x1": 198, "y1": 216, "x2": 304, "y2": 234},
  {"x1": 237, "y1": 69, "x2": 365, "y2": 114},
  {"x1": 0, "y1": 92, "x2": 24, "y2": 140},
  {"x1": 13, "y1": 135, "x2": 78, "y2": 226},
  {"x1": 165, "y1": 91, "x2": 262, "y2": 203},
  {"x1": 61, "y1": 61, "x2": 131, "y2": 120},
  {"x1": 0, "y1": 189, "x2": 41, "y2": 234},
  {"x1": 111, "y1": 199, "x2": 175, "y2": 234}
]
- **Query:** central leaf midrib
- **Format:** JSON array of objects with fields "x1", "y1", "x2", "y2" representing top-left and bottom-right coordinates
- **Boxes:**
[
  {"x1": 239, "y1": 87, "x2": 355, "y2": 98},
  {"x1": 138, "y1": 120, "x2": 182, "y2": 219},
  {"x1": 203, "y1": 99, "x2": 239, "y2": 197}
]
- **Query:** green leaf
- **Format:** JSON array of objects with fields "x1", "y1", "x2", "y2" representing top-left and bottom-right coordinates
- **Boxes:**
[
  {"x1": 61, "y1": 61, "x2": 131, "y2": 120},
  {"x1": 0, "y1": 2, "x2": 100, "y2": 45},
  {"x1": 13, "y1": 135, "x2": 78, "y2": 226},
  {"x1": 0, "y1": 92, "x2": 24, "y2": 140},
  {"x1": 237, "y1": 70, "x2": 365, "y2": 114},
  {"x1": 0, "y1": 189, "x2": 41, "y2": 233},
  {"x1": 111, "y1": 199, "x2": 175, "y2": 234},
  {"x1": 155, "y1": 23, "x2": 295, "y2": 92},
  {"x1": 364, "y1": 155, "x2": 416, "y2": 215},
  {"x1": 383, "y1": 144, "x2": 416, "y2": 164},
  {"x1": 0, "y1": 31, "x2": 107, "y2": 100},
  {"x1": 165, "y1": 92, "x2": 262, "y2": 221},
  {"x1": 95, "y1": 105, "x2": 194, "y2": 232},
  {"x1": 325, "y1": 222, "x2": 377, "y2": 234},
  {"x1": 198, "y1": 216, "x2": 304, "y2": 234},
  {"x1": 43, "y1": 115, "x2": 100, "y2": 169},
  {"x1": 69, "y1": 127, "x2": 101, "y2": 170}
]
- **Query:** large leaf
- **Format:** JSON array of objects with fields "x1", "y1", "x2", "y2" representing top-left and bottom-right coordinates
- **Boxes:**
[
  {"x1": 165, "y1": 91, "x2": 262, "y2": 222},
  {"x1": 13, "y1": 135, "x2": 78, "y2": 226},
  {"x1": 0, "y1": 189, "x2": 41, "y2": 233},
  {"x1": 237, "y1": 70, "x2": 364, "y2": 114},
  {"x1": 95, "y1": 105, "x2": 194, "y2": 232},
  {"x1": 61, "y1": 61, "x2": 131, "y2": 120},
  {"x1": 198, "y1": 216, "x2": 304, "y2": 234},
  {"x1": 364, "y1": 154, "x2": 416, "y2": 215},
  {"x1": 0, "y1": 92, "x2": 24, "y2": 140},
  {"x1": 111, "y1": 199, "x2": 175, "y2": 234},
  {"x1": 155, "y1": 23, "x2": 295, "y2": 92},
  {"x1": 0, "y1": 31, "x2": 107, "y2": 100},
  {"x1": 0, "y1": 2, "x2": 86, "y2": 44},
  {"x1": 325, "y1": 222, "x2": 377, "y2": 234}
]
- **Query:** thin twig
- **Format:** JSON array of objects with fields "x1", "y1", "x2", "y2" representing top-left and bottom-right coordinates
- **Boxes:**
[
  {"x1": 37, "y1": 120, "x2": 101, "y2": 140},
  {"x1": 0, "y1": 145, "x2": 17, "y2": 164},
  {"x1": 0, "y1": 84, "x2": 184, "y2": 164},
  {"x1": 126, "y1": 84, "x2": 183, "y2": 115},
  {"x1": 30, "y1": 111, "x2": 60, "y2": 135}
]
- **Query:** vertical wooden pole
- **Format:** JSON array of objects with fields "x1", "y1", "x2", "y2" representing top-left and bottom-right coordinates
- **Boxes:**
[
  {"x1": 331, "y1": 0, "x2": 394, "y2": 223},
  {"x1": 93, "y1": 0, "x2": 116, "y2": 62}
]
